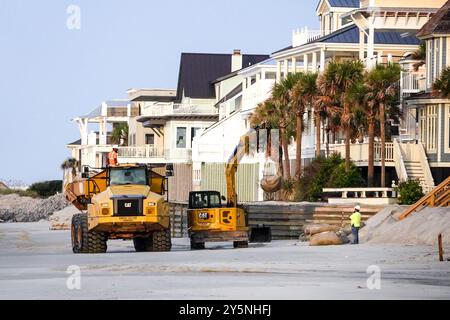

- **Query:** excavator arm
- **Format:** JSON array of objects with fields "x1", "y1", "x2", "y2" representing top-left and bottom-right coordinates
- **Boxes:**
[{"x1": 225, "y1": 134, "x2": 250, "y2": 208}]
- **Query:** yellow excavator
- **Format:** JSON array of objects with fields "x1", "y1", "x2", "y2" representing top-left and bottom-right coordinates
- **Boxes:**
[
  {"x1": 64, "y1": 164, "x2": 172, "y2": 254},
  {"x1": 188, "y1": 134, "x2": 272, "y2": 250}
]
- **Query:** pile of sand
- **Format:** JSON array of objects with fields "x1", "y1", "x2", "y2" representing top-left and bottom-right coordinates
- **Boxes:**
[
  {"x1": 360, "y1": 205, "x2": 450, "y2": 246},
  {"x1": 0, "y1": 193, "x2": 70, "y2": 223},
  {"x1": 49, "y1": 205, "x2": 79, "y2": 230}
]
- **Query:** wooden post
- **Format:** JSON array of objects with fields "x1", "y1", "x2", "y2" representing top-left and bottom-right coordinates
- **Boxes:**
[{"x1": 438, "y1": 234, "x2": 444, "y2": 262}]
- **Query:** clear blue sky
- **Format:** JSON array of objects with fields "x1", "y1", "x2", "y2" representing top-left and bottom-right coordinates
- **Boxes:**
[{"x1": 0, "y1": 0, "x2": 318, "y2": 185}]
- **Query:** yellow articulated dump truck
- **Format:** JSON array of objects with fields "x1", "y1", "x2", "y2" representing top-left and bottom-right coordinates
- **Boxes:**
[
  {"x1": 188, "y1": 134, "x2": 272, "y2": 250},
  {"x1": 64, "y1": 164, "x2": 172, "y2": 254}
]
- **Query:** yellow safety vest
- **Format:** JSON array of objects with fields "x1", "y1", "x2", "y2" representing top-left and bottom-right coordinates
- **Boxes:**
[{"x1": 350, "y1": 211, "x2": 362, "y2": 228}]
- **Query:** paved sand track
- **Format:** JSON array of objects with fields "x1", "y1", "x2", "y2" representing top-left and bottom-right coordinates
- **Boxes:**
[{"x1": 0, "y1": 222, "x2": 449, "y2": 300}]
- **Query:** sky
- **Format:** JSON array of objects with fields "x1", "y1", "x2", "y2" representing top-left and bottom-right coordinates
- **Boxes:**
[{"x1": 0, "y1": 0, "x2": 318, "y2": 185}]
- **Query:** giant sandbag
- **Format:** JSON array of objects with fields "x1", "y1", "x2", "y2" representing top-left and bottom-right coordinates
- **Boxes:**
[
  {"x1": 310, "y1": 231, "x2": 344, "y2": 246},
  {"x1": 260, "y1": 175, "x2": 282, "y2": 193},
  {"x1": 304, "y1": 224, "x2": 340, "y2": 236}
]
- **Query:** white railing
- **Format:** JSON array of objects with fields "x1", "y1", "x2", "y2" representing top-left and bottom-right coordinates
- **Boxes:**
[
  {"x1": 329, "y1": 142, "x2": 394, "y2": 163},
  {"x1": 143, "y1": 103, "x2": 218, "y2": 117},
  {"x1": 118, "y1": 145, "x2": 164, "y2": 159},
  {"x1": 416, "y1": 143, "x2": 436, "y2": 193},
  {"x1": 393, "y1": 139, "x2": 409, "y2": 182},
  {"x1": 401, "y1": 71, "x2": 426, "y2": 94},
  {"x1": 292, "y1": 28, "x2": 334, "y2": 47}
]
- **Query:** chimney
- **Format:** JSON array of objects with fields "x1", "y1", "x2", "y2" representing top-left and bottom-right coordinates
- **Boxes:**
[{"x1": 231, "y1": 49, "x2": 243, "y2": 72}]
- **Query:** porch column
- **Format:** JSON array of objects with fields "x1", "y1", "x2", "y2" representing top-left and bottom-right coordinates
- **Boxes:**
[
  {"x1": 377, "y1": 51, "x2": 383, "y2": 65},
  {"x1": 320, "y1": 49, "x2": 326, "y2": 72},
  {"x1": 304, "y1": 54, "x2": 309, "y2": 72},
  {"x1": 359, "y1": 30, "x2": 365, "y2": 60},
  {"x1": 284, "y1": 59, "x2": 289, "y2": 77},
  {"x1": 312, "y1": 51, "x2": 318, "y2": 72},
  {"x1": 367, "y1": 25, "x2": 375, "y2": 69},
  {"x1": 292, "y1": 57, "x2": 297, "y2": 73},
  {"x1": 276, "y1": 60, "x2": 282, "y2": 83}
]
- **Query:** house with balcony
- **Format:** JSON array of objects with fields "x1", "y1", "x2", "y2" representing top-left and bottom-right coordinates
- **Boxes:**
[
  {"x1": 403, "y1": 0, "x2": 450, "y2": 185},
  {"x1": 263, "y1": 0, "x2": 446, "y2": 190},
  {"x1": 67, "y1": 99, "x2": 138, "y2": 169}
]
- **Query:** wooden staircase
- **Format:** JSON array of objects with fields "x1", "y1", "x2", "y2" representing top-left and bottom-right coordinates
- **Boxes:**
[{"x1": 400, "y1": 176, "x2": 450, "y2": 220}]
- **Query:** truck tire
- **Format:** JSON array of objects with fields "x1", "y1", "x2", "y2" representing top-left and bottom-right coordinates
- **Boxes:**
[
  {"x1": 133, "y1": 236, "x2": 153, "y2": 252},
  {"x1": 233, "y1": 241, "x2": 249, "y2": 249},
  {"x1": 71, "y1": 213, "x2": 107, "y2": 254},
  {"x1": 152, "y1": 229, "x2": 172, "y2": 252}
]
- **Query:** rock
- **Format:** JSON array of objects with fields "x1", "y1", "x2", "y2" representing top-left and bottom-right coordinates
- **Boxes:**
[{"x1": 0, "y1": 194, "x2": 70, "y2": 223}]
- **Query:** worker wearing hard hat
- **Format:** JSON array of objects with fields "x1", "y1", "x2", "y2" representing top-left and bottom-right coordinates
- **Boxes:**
[
  {"x1": 108, "y1": 148, "x2": 119, "y2": 167},
  {"x1": 350, "y1": 205, "x2": 362, "y2": 244}
]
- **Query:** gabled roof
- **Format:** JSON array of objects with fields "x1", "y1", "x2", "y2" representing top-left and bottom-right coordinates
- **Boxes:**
[
  {"x1": 417, "y1": 0, "x2": 450, "y2": 38},
  {"x1": 272, "y1": 25, "x2": 421, "y2": 56},
  {"x1": 176, "y1": 53, "x2": 269, "y2": 101}
]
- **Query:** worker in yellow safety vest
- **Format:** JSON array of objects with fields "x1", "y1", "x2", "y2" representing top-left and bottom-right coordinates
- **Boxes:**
[
  {"x1": 350, "y1": 205, "x2": 362, "y2": 244},
  {"x1": 108, "y1": 148, "x2": 119, "y2": 167}
]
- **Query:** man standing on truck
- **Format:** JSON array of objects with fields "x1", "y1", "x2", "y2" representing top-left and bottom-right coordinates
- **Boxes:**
[
  {"x1": 350, "y1": 205, "x2": 362, "y2": 244},
  {"x1": 108, "y1": 147, "x2": 119, "y2": 167}
]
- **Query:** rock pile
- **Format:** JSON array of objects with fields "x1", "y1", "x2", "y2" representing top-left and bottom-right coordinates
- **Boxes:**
[
  {"x1": 0, "y1": 193, "x2": 70, "y2": 223},
  {"x1": 49, "y1": 205, "x2": 79, "y2": 230}
]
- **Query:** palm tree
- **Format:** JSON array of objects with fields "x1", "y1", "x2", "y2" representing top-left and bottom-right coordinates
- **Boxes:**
[
  {"x1": 412, "y1": 42, "x2": 426, "y2": 71},
  {"x1": 111, "y1": 123, "x2": 129, "y2": 146},
  {"x1": 433, "y1": 66, "x2": 450, "y2": 98},
  {"x1": 366, "y1": 63, "x2": 401, "y2": 187},
  {"x1": 272, "y1": 74, "x2": 303, "y2": 180},
  {"x1": 291, "y1": 73, "x2": 319, "y2": 178},
  {"x1": 251, "y1": 99, "x2": 292, "y2": 180},
  {"x1": 61, "y1": 158, "x2": 79, "y2": 178},
  {"x1": 319, "y1": 60, "x2": 364, "y2": 172}
]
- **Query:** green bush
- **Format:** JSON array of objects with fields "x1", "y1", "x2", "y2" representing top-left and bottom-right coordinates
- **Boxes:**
[
  {"x1": 397, "y1": 180, "x2": 424, "y2": 205},
  {"x1": 295, "y1": 154, "x2": 364, "y2": 202},
  {"x1": 0, "y1": 188, "x2": 39, "y2": 198},
  {"x1": 28, "y1": 180, "x2": 62, "y2": 198}
]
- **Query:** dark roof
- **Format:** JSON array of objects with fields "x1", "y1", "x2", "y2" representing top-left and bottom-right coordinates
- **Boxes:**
[
  {"x1": 320, "y1": 25, "x2": 421, "y2": 45},
  {"x1": 327, "y1": 0, "x2": 359, "y2": 8},
  {"x1": 272, "y1": 25, "x2": 421, "y2": 55},
  {"x1": 67, "y1": 139, "x2": 81, "y2": 146},
  {"x1": 215, "y1": 83, "x2": 243, "y2": 107},
  {"x1": 176, "y1": 53, "x2": 269, "y2": 101},
  {"x1": 417, "y1": 0, "x2": 450, "y2": 38}
]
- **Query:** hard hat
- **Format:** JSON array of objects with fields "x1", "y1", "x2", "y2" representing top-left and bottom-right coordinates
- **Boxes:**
[{"x1": 355, "y1": 205, "x2": 361, "y2": 211}]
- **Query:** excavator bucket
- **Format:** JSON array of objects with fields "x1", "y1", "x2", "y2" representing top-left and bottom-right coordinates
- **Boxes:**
[{"x1": 250, "y1": 225, "x2": 272, "y2": 243}]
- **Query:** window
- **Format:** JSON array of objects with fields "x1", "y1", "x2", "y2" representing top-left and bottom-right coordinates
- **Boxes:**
[
  {"x1": 191, "y1": 127, "x2": 201, "y2": 145},
  {"x1": 109, "y1": 167, "x2": 147, "y2": 186},
  {"x1": 421, "y1": 105, "x2": 438, "y2": 153},
  {"x1": 145, "y1": 134, "x2": 155, "y2": 145},
  {"x1": 265, "y1": 72, "x2": 276, "y2": 80},
  {"x1": 176, "y1": 127, "x2": 187, "y2": 148},
  {"x1": 446, "y1": 104, "x2": 450, "y2": 152}
]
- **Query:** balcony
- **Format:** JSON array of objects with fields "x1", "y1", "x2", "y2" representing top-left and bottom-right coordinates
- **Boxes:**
[
  {"x1": 142, "y1": 103, "x2": 218, "y2": 117},
  {"x1": 329, "y1": 142, "x2": 395, "y2": 165},
  {"x1": 292, "y1": 28, "x2": 334, "y2": 47},
  {"x1": 401, "y1": 71, "x2": 426, "y2": 96},
  {"x1": 118, "y1": 146, "x2": 164, "y2": 159}
]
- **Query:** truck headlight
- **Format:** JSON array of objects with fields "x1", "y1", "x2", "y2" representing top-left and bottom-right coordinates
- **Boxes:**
[
  {"x1": 147, "y1": 202, "x2": 156, "y2": 207},
  {"x1": 101, "y1": 203, "x2": 109, "y2": 208}
]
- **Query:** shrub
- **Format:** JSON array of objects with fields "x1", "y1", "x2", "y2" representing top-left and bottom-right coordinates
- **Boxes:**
[
  {"x1": 397, "y1": 180, "x2": 424, "y2": 205},
  {"x1": 295, "y1": 154, "x2": 364, "y2": 202},
  {"x1": 0, "y1": 188, "x2": 39, "y2": 198},
  {"x1": 28, "y1": 180, "x2": 63, "y2": 198}
]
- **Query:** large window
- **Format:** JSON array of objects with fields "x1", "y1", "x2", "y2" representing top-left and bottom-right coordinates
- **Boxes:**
[
  {"x1": 176, "y1": 127, "x2": 187, "y2": 148},
  {"x1": 145, "y1": 134, "x2": 155, "y2": 145}
]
